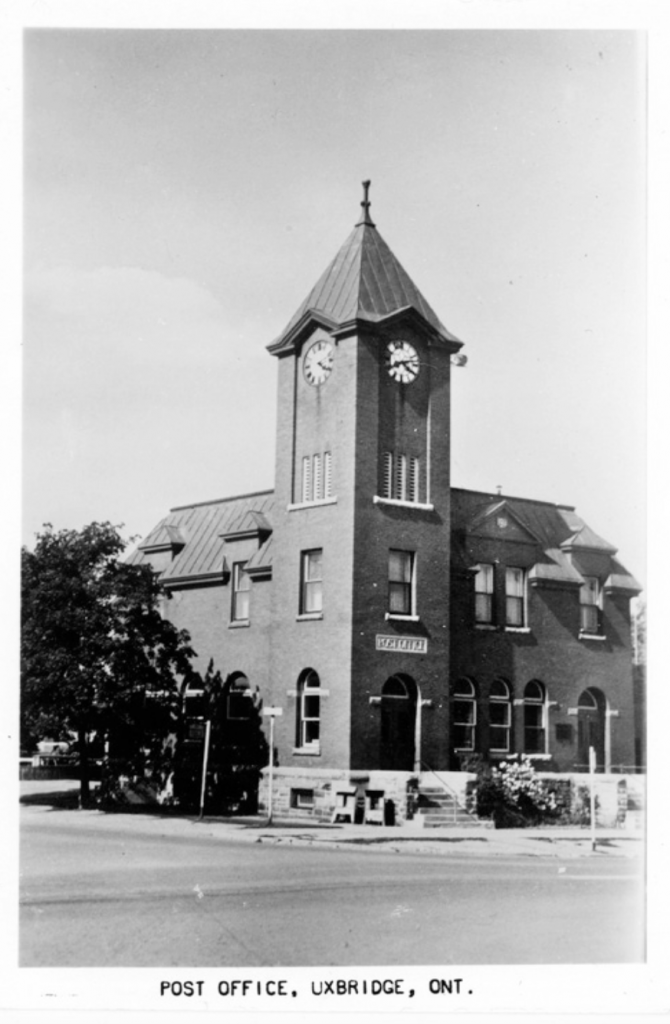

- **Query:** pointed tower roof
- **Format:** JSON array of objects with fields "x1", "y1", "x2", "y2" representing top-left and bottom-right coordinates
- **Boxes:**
[{"x1": 268, "y1": 182, "x2": 463, "y2": 354}]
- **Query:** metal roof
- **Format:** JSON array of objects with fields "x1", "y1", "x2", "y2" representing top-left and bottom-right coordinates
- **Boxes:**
[
  {"x1": 451, "y1": 489, "x2": 577, "y2": 550},
  {"x1": 560, "y1": 522, "x2": 618, "y2": 554},
  {"x1": 127, "y1": 490, "x2": 274, "y2": 584},
  {"x1": 269, "y1": 220, "x2": 462, "y2": 352},
  {"x1": 131, "y1": 486, "x2": 636, "y2": 591}
]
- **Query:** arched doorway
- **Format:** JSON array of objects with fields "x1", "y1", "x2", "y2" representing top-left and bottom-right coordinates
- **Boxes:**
[
  {"x1": 577, "y1": 687, "x2": 607, "y2": 770},
  {"x1": 380, "y1": 674, "x2": 417, "y2": 771}
]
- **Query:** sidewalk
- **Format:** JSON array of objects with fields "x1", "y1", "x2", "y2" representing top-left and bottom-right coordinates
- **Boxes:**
[{"x1": 20, "y1": 780, "x2": 643, "y2": 859}]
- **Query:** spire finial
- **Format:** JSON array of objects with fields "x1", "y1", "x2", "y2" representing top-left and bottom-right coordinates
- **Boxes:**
[{"x1": 356, "y1": 179, "x2": 375, "y2": 227}]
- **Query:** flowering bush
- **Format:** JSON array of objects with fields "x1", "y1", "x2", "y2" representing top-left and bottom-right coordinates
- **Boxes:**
[
  {"x1": 494, "y1": 756, "x2": 558, "y2": 815},
  {"x1": 474, "y1": 755, "x2": 559, "y2": 827}
]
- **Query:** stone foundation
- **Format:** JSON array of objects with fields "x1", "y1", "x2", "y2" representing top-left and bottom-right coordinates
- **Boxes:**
[
  {"x1": 258, "y1": 767, "x2": 644, "y2": 828},
  {"x1": 258, "y1": 767, "x2": 421, "y2": 825}
]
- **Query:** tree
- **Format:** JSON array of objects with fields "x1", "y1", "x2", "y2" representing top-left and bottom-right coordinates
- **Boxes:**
[
  {"x1": 21, "y1": 522, "x2": 196, "y2": 805},
  {"x1": 172, "y1": 660, "x2": 268, "y2": 814},
  {"x1": 631, "y1": 597, "x2": 646, "y2": 666}
]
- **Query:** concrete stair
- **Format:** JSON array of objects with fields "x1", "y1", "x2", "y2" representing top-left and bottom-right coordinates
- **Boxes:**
[{"x1": 416, "y1": 784, "x2": 482, "y2": 828}]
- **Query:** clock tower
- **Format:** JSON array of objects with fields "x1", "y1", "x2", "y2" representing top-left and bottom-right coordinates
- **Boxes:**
[{"x1": 266, "y1": 183, "x2": 464, "y2": 791}]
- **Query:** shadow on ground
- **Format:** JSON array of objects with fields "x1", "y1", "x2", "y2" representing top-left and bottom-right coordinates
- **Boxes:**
[{"x1": 19, "y1": 789, "x2": 83, "y2": 810}]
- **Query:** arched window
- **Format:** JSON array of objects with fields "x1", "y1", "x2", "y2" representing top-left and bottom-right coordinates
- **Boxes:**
[
  {"x1": 577, "y1": 687, "x2": 607, "y2": 770},
  {"x1": 296, "y1": 669, "x2": 321, "y2": 750},
  {"x1": 382, "y1": 675, "x2": 410, "y2": 698},
  {"x1": 183, "y1": 677, "x2": 205, "y2": 721},
  {"x1": 380, "y1": 674, "x2": 417, "y2": 772},
  {"x1": 489, "y1": 679, "x2": 512, "y2": 753},
  {"x1": 524, "y1": 680, "x2": 547, "y2": 754},
  {"x1": 452, "y1": 678, "x2": 477, "y2": 752},
  {"x1": 227, "y1": 673, "x2": 251, "y2": 720},
  {"x1": 577, "y1": 688, "x2": 599, "y2": 711}
]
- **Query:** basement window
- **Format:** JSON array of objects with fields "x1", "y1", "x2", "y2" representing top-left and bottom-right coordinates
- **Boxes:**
[{"x1": 290, "y1": 789, "x2": 315, "y2": 809}]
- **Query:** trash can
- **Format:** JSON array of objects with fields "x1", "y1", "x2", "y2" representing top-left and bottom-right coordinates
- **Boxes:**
[{"x1": 384, "y1": 799, "x2": 395, "y2": 827}]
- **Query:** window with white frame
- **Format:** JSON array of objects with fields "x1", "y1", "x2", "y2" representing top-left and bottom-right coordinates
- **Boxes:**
[
  {"x1": 381, "y1": 452, "x2": 420, "y2": 502},
  {"x1": 474, "y1": 564, "x2": 494, "y2": 624},
  {"x1": 388, "y1": 549, "x2": 414, "y2": 616},
  {"x1": 301, "y1": 451, "x2": 333, "y2": 503},
  {"x1": 452, "y1": 678, "x2": 477, "y2": 751},
  {"x1": 524, "y1": 680, "x2": 547, "y2": 753},
  {"x1": 489, "y1": 678, "x2": 512, "y2": 752},
  {"x1": 295, "y1": 669, "x2": 321, "y2": 749},
  {"x1": 580, "y1": 576, "x2": 601, "y2": 634},
  {"x1": 505, "y1": 567, "x2": 526, "y2": 627},
  {"x1": 300, "y1": 549, "x2": 323, "y2": 615},
  {"x1": 231, "y1": 562, "x2": 250, "y2": 622}
]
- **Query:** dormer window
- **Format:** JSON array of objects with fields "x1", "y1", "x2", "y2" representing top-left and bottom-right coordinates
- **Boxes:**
[
  {"x1": 505, "y1": 567, "x2": 526, "y2": 627},
  {"x1": 474, "y1": 564, "x2": 494, "y2": 624},
  {"x1": 231, "y1": 562, "x2": 250, "y2": 623},
  {"x1": 580, "y1": 576, "x2": 602, "y2": 634}
]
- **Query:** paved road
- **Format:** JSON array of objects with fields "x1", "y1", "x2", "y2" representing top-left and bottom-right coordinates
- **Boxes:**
[{"x1": 20, "y1": 805, "x2": 644, "y2": 967}]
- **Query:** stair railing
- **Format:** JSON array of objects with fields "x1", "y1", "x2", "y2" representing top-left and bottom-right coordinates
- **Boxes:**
[{"x1": 419, "y1": 759, "x2": 476, "y2": 824}]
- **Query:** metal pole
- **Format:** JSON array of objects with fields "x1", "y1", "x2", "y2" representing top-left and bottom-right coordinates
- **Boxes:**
[
  {"x1": 267, "y1": 714, "x2": 275, "y2": 825},
  {"x1": 589, "y1": 745, "x2": 597, "y2": 852},
  {"x1": 414, "y1": 695, "x2": 422, "y2": 776},
  {"x1": 198, "y1": 719, "x2": 211, "y2": 821}
]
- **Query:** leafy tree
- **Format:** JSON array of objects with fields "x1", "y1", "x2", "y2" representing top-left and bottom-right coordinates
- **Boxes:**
[
  {"x1": 631, "y1": 597, "x2": 646, "y2": 666},
  {"x1": 21, "y1": 522, "x2": 196, "y2": 805},
  {"x1": 172, "y1": 660, "x2": 269, "y2": 814}
]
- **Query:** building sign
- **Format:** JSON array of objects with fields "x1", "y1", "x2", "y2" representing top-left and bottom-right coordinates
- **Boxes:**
[{"x1": 376, "y1": 634, "x2": 427, "y2": 655}]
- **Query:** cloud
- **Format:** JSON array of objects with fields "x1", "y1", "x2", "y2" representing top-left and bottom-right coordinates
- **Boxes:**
[{"x1": 27, "y1": 264, "x2": 224, "y2": 331}]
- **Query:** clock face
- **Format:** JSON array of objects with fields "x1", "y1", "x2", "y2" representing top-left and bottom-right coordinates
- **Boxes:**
[
  {"x1": 303, "y1": 340, "x2": 334, "y2": 386},
  {"x1": 385, "y1": 340, "x2": 420, "y2": 383}
]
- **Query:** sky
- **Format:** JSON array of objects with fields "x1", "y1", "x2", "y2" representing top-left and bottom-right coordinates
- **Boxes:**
[{"x1": 22, "y1": 27, "x2": 647, "y2": 584}]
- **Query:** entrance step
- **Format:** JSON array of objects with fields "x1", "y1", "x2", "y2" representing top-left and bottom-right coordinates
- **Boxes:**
[{"x1": 416, "y1": 784, "x2": 482, "y2": 828}]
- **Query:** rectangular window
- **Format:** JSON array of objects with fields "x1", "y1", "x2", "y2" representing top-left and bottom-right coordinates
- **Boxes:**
[
  {"x1": 394, "y1": 454, "x2": 407, "y2": 501},
  {"x1": 380, "y1": 452, "x2": 420, "y2": 503},
  {"x1": 290, "y1": 789, "x2": 315, "y2": 809},
  {"x1": 323, "y1": 451, "x2": 332, "y2": 499},
  {"x1": 388, "y1": 549, "x2": 414, "y2": 616},
  {"x1": 580, "y1": 576, "x2": 601, "y2": 633},
  {"x1": 231, "y1": 562, "x2": 250, "y2": 622},
  {"x1": 524, "y1": 705, "x2": 545, "y2": 753},
  {"x1": 452, "y1": 699, "x2": 476, "y2": 751},
  {"x1": 301, "y1": 452, "x2": 333, "y2": 503},
  {"x1": 474, "y1": 564, "x2": 494, "y2": 624},
  {"x1": 505, "y1": 567, "x2": 525, "y2": 627},
  {"x1": 301, "y1": 456, "x2": 312, "y2": 503},
  {"x1": 313, "y1": 453, "x2": 322, "y2": 500},
  {"x1": 489, "y1": 701, "x2": 511, "y2": 752},
  {"x1": 300, "y1": 549, "x2": 323, "y2": 614},
  {"x1": 408, "y1": 457, "x2": 420, "y2": 503},
  {"x1": 382, "y1": 452, "x2": 393, "y2": 498}
]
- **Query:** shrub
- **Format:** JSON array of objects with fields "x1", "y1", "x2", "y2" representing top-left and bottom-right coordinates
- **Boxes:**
[{"x1": 473, "y1": 755, "x2": 559, "y2": 828}]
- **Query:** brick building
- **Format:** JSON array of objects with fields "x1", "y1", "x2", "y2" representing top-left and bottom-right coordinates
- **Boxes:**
[{"x1": 131, "y1": 186, "x2": 641, "y2": 820}]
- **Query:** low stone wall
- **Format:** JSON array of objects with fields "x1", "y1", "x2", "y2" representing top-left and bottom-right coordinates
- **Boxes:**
[
  {"x1": 258, "y1": 767, "x2": 418, "y2": 825},
  {"x1": 258, "y1": 767, "x2": 645, "y2": 828},
  {"x1": 536, "y1": 772, "x2": 635, "y2": 828}
]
